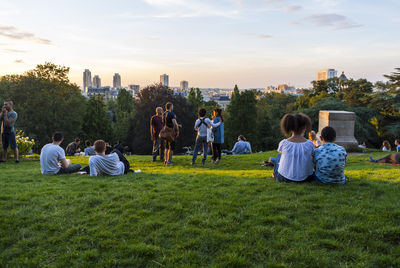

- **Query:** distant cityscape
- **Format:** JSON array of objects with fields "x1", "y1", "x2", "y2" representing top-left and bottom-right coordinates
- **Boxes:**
[{"x1": 81, "y1": 68, "x2": 348, "y2": 109}]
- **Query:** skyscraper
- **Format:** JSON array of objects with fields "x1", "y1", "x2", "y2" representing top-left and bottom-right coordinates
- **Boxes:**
[
  {"x1": 93, "y1": 75, "x2": 101, "y2": 88},
  {"x1": 113, "y1": 73, "x2": 121, "y2": 89},
  {"x1": 180, "y1": 80, "x2": 189, "y2": 91},
  {"x1": 160, "y1": 74, "x2": 169, "y2": 87},
  {"x1": 83, "y1": 69, "x2": 92, "y2": 92},
  {"x1": 316, "y1": 69, "x2": 338, "y2": 81}
]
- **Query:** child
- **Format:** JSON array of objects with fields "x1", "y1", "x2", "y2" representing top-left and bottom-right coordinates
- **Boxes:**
[
  {"x1": 313, "y1": 126, "x2": 347, "y2": 184},
  {"x1": 192, "y1": 108, "x2": 221, "y2": 165},
  {"x1": 272, "y1": 113, "x2": 314, "y2": 182}
]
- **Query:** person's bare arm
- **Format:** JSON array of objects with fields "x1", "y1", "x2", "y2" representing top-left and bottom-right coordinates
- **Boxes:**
[
  {"x1": 172, "y1": 118, "x2": 179, "y2": 137},
  {"x1": 60, "y1": 158, "x2": 69, "y2": 168},
  {"x1": 150, "y1": 117, "x2": 155, "y2": 140}
]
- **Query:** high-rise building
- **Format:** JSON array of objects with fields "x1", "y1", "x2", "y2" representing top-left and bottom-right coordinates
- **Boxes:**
[
  {"x1": 83, "y1": 69, "x2": 92, "y2": 92},
  {"x1": 180, "y1": 80, "x2": 189, "y2": 91},
  {"x1": 93, "y1": 75, "x2": 101, "y2": 88},
  {"x1": 113, "y1": 73, "x2": 121, "y2": 89},
  {"x1": 160, "y1": 74, "x2": 169, "y2": 87},
  {"x1": 316, "y1": 69, "x2": 338, "y2": 81}
]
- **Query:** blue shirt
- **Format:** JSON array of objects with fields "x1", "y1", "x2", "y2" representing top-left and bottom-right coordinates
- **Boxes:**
[
  {"x1": 313, "y1": 142, "x2": 347, "y2": 184},
  {"x1": 397, "y1": 145, "x2": 400, "y2": 152},
  {"x1": 232, "y1": 140, "x2": 251, "y2": 155},
  {"x1": 84, "y1": 146, "x2": 96, "y2": 156}
]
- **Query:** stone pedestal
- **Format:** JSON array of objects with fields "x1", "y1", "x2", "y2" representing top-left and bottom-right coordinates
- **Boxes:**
[{"x1": 317, "y1": 110, "x2": 358, "y2": 149}]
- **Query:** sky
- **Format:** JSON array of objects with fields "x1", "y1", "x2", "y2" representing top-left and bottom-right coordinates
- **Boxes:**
[{"x1": 0, "y1": 0, "x2": 399, "y2": 88}]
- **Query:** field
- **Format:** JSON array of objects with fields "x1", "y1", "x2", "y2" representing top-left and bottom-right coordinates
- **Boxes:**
[{"x1": 1, "y1": 152, "x2": 400, "y2": 267}]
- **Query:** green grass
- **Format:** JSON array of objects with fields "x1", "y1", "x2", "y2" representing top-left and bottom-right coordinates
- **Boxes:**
[{"x1": 1, "y1": 152, "x2": 400, "y2": 267}]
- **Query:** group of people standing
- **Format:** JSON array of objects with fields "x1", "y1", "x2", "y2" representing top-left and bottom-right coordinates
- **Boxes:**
[{"x1": 151, "y1": 102, "x2": 249, "y2": 166}]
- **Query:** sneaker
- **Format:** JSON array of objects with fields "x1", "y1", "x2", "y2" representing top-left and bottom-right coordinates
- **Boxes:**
[
  {"x1": 166, "y1": 162, "x2": 174, "y2": 165},
  {"x1": 369, "y1": 156, "x2": 377, "y2": 163},
  {"x1": 15, "y1": 160, "x2": 20, "y2": 164},
  {"x1": 152, "y1": 158, "x2": 156, "y2": 162}
]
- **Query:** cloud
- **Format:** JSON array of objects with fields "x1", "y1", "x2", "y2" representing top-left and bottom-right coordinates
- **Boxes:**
[
  {"x1": 285, "y1": 5, "x2": 302, "y2": 12},
  {"x1": 14, "y1": 59, "x2": 23, "y2": 63},
  {"x1": 236, "y1": 30, "x2": 272, "y2": 39},
  {"x1": 3, "y1": 48, "x2": 27, "y2": 53},
  {"x1": 0, "y1": 25, "x2": 51, "y2": 44},
  {"x1": 305, "y1": 14, "x2": 363, "y2": 30},
  {"x1": 142, "y1": 0, "x2": 240, "y2": 18}
]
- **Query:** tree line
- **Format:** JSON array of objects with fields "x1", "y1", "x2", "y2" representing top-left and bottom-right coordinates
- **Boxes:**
[{"x1": 0, "y1": 63, "x2": 399, "y2": 154}]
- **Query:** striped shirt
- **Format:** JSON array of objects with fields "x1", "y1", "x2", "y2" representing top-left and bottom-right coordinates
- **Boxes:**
[{"x1": 89, "y1": 153, "x2": 125, "y2": 176}]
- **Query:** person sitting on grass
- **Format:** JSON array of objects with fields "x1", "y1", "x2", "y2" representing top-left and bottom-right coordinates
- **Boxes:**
[
  {"x1": 89, "y1": 140, "x2": 131, "y2": 176},
  {"x1": 65, "y1": 138, "x2": 81, "y2": 156},
  {"x1": 309, "y1": 130, "x2": 321, "y2": 148},
  {"x1": 223, "y1": 135, "x2": 252, "y2": 155},
  {"x1": 395, "y1": 139, "x2": 400, "y2": 152},
  {"x1": 84, "y1": 140, "x2": 96, "y2": 156},
  {"x1": 192, "y1": 108, "x2": 221, "y2": 165},
  {"x1": 381, "y1": 140, "x2": 391, "y2": 151},
  {"x1": 270, "y1": 113, "x2": 314, "y2": 183},
  {"x1": 40, "y1": 132, "x2": 82, "y2": 175},
  {"x1": 313, "y1": 126, "x2": 347, "y2": 184}
]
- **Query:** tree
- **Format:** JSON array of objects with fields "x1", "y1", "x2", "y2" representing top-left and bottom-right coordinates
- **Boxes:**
[
  {"x1": 0, "y1": 63, "x2": 87, "y2": 150},
  {"x1": 225, "y1": 86, "x2": 257, "y2": 149},
  {"x1": 127, "y1": 83, "x2": 196, "y2": 154},
  {"x1": 81, "y1": 96, "x2": 113, "y2": 143},
  {"x1": 384, "y1": 67, "x2": 400, "y2": 91},
  {"x1": 187, "y1": 87, "x2": 204, "y2": 113},
  {"x1": 114, "y1": 89, "x2": 135, "y2": 143}
]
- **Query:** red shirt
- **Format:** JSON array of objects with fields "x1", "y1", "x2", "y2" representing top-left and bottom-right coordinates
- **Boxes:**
[{"x1": 151, "y1": 115, "x2": 164, "y2": 137}]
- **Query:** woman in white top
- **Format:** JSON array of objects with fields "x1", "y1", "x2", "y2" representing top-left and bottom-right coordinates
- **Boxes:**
[
  {"x1": 272, "y1": 113, "x2": 314, "y2": 182},
  {"x1": 382, "y1": 140, "x2": 391, "y2": 151}
]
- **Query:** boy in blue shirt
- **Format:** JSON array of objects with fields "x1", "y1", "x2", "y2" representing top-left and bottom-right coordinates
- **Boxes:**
[{"x1": 313, "y1": 126, "x2": 347, "y2": 184}]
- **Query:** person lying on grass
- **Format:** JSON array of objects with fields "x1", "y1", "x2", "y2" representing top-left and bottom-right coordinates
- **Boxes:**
[
  {"x1": 313, "y1": 126, "x2": 347, "y2": 184},
  {"x1": 270, "y1": 113, "x2": 314, "y2": 183},
  {"x1": 40, "y1": 132, "x2": 81, "y2": 175},
  {"x1": 369, "y1": 153, "x2": 400, "y2": 165},
  {"x1": 88, "y1": 140, "x2": 132, "y2": 176}
]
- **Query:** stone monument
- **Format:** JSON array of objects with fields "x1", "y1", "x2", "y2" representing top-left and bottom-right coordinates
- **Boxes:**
[{"x1": 317, "y1": 110, "x2": 358, "y2": 149}]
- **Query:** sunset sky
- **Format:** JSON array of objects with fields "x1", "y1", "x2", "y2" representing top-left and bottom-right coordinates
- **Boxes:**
[{"x1": 0, "y1": 0, "x2": 399, "y2": 88}]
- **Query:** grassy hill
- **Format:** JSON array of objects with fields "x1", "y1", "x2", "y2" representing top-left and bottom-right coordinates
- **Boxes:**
[{"x1": 1, "y1": 152, "x2": 400, "y2": 267}]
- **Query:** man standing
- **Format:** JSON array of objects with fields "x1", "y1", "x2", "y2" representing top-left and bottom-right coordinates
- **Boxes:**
[
  {"x1": 65, "y1": 138, "x2": 81, "y2": 156},
  {"x1": 0, "y1": 100, "x2": 19, "y2": 163},
  {"x1": 40, "y1": 132, "x2": 82, "y2": 175},
  {"x1": 150, "y1": 107, "x2": 164, "y2": 162},
  {"x1": 163, "y1": 102, "x2": 180, "y2": 165}
]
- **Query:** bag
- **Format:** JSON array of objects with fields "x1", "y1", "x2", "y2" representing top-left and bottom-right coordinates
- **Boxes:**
[
  {"x1": 207, "y1": 127, "x2": 214, "y2": 143},
  {"x1": 159, "y1": 126, "x2": 175, "y2": 142}
]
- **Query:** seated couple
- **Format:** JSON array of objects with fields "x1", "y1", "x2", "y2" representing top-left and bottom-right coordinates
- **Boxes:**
[
  {"x1": 270, "y1": 113, "x2": 347, "y2": 184},
  {"x1": 40, "y1": 132, "x2": 131, "y2": 176},
  {"x1": 223, "y1": 135, "x2": 252, "y2": 155}
]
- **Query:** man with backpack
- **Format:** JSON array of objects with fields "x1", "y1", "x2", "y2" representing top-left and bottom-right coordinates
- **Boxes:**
[{"x1": 192, "y1": 108, "x2": 221, "y2": 166}]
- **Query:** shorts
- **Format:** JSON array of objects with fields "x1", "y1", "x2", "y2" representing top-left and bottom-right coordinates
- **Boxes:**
[
  {"x1": 2, "y1": 132, "x2": 17, "y2": 150},
  {"x1": 165, "y1": 140, "x2": 175, "y2": 151}
]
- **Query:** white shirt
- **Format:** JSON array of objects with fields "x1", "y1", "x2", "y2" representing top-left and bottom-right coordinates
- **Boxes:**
[
  {"x1": 382, "y1": 146, "x2": 391, "y2": 151},
  {"x1": 40, "y1": 143, "x2": 66, "y2": 174},
  {"x1": 277, "y1": 139, "x2": 314, "y2": 181},
  {"x1": 89, "y1": 153, "x2": 125, "y2": 176},
  {"x1": 194, "y1": 117, "x2": 221, "y2": 137}
]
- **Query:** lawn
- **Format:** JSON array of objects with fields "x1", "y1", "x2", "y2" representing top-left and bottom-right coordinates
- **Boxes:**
[{"x1": 1, "y1": 151, "x2": 400, "y2": 267}]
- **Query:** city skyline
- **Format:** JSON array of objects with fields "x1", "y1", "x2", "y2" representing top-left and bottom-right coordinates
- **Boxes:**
[{"x1": 0, "y1": 0, "x2": 399, "y2": 88}]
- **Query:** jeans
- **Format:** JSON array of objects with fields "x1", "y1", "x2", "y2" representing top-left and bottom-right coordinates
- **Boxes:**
[
  {"x1": 58, "y1": 163, "x2": 82, "y2": 174},
  {"x1": 112, "y1": 149, "x2": 130, "y2": 174},
  {"x1": 212, "y1": 143, "x2": 222, "y2": 161},
  {"x1": 192, "y1": 136, "x2": 208, "y2": 163},
  {"x1": 152, "y1": 138, "x2": 164, "y2": 161}
]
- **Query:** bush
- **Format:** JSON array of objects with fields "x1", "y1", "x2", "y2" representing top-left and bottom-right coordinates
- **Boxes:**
[{"x1": 0, "y1": 130, "x2": 35, "y2": 157}]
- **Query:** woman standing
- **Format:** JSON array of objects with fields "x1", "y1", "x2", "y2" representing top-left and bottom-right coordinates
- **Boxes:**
[{"x1": 211, "y1": 108, "x2": 224, "y2": 163}]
